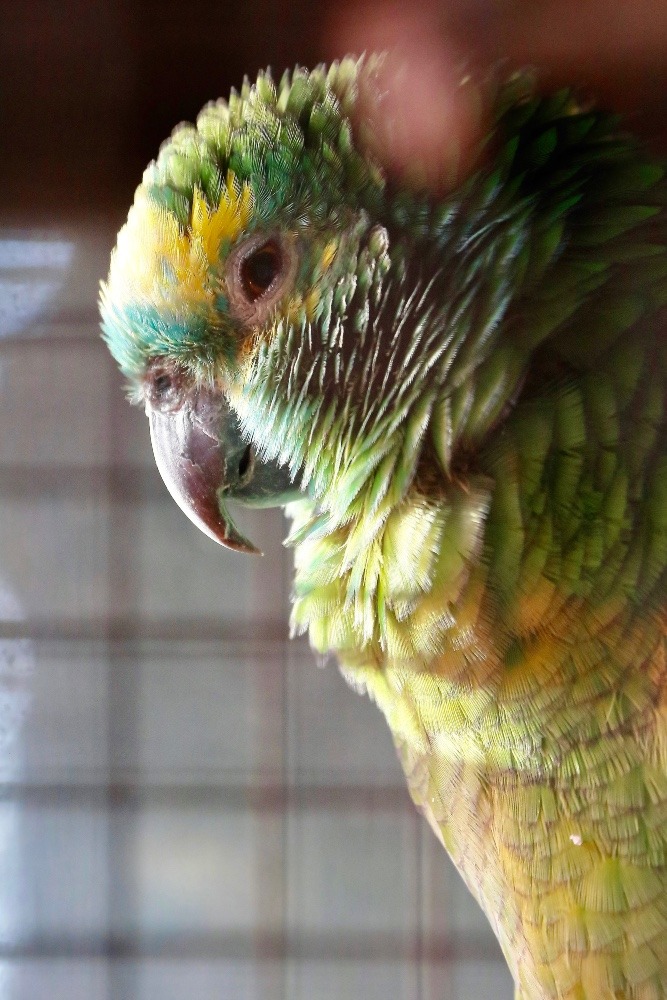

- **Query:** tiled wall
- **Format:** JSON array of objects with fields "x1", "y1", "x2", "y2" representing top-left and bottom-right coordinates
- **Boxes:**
[{"x1": 0, "y1": 218, "x2": 513, "y2": 1000}]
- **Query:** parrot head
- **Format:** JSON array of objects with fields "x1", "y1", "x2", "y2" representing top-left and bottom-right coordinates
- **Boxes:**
[
  {"x1": 100, "y1": 58, "x2": 404, "y2": 553},
  {"x1": 101, "y1": 57, "x2": 526, "y2": 564},
  {"x1": 101, "y1": 58, "x2": 640, "y2": 589}
]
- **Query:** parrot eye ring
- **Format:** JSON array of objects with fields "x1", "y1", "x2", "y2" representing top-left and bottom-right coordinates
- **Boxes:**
[
  {"x1": 240, "y1": 240, "x2": 282, "y2": 302},
  {"x1": 226, "y1": 231, "x2": 297, "y2": 326},
  {"x1": 144, "y1": 358, "x2": 187, "y2": 413}
]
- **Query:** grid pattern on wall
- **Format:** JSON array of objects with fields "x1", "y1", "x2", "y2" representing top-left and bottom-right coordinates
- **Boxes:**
[{"x1": 0, "y1": 220, "x2": 513, "y2": 1000}]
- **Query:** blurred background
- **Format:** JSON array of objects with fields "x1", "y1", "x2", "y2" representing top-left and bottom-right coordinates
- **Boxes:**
[{"x1": 0, "y1": 2, "x2": 666, "y2": 998}]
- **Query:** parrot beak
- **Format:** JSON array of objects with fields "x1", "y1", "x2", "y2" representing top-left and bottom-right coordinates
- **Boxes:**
[{"x1": 147, "y1": 382, "x2": 301, "y2": 554}]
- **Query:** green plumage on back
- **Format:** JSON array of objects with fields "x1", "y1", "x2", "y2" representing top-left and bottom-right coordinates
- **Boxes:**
[{"x1": 101, "y1": 58, "x2": 667, "y2": 999}]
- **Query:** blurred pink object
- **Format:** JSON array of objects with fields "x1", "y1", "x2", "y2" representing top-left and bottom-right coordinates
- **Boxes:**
[{"x1": 330, "y1": 0, "x2": 667, "y2": 188}]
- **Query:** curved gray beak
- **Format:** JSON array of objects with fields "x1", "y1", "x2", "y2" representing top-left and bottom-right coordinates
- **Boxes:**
[{"x1": 148, "y1": 384, "x2": 301, "y2": 554}]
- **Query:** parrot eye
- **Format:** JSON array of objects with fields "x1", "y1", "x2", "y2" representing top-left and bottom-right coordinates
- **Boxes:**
[
  {"x1": 240, "y1": 240, "x2": 282, "y2": 302},
  {"x1": 226, "y1": 231, "x2": 297, "y2": 326},
  {"x1": 144, "y1": 359, "x2": 187, "y2": 413}
]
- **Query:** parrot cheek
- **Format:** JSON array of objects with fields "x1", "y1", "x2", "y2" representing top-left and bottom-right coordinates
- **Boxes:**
[{"x1": 148, "y1": 405, "x2": 261, "y2": 554}]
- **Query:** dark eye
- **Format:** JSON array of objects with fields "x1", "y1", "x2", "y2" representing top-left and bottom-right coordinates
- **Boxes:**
[
  {"x1": 239, "y1": 240, "x2": 282, "y2": 302},
  {"x1": 226, "y1": 232, "x2": 297, "y2": 325},
  {"x1": 145, "y1": 360, "x2": 186, "y2": 412}
]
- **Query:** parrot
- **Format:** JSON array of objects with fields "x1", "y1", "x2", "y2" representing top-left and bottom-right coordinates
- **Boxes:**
[{"x1": 100, "y1": 57, "x2": 667, "y2": 1000}]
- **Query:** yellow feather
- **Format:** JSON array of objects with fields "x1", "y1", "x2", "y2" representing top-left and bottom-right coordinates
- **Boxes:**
[{"x1": 106, "y1": 172, "x2": 253, "y2": 316}]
